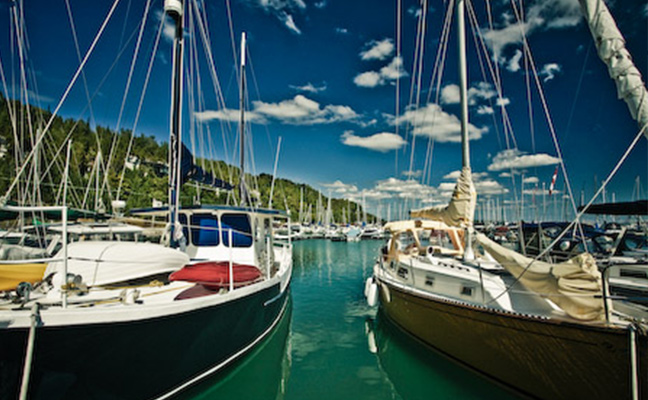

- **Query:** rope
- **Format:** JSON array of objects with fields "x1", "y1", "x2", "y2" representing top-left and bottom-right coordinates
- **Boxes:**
[{"x1": 1, "y1": 0, "x2": 122, "y2": 205}]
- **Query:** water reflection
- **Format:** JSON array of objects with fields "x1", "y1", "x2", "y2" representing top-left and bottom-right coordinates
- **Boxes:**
[
  {"x1": 365, "y1": 311, "x2": 520, "y2": 400},
  {"x1": 177, "y1": 296, "x2": 293, "y2": 400}
]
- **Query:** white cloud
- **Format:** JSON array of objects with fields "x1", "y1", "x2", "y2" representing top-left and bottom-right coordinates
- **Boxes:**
[
  {"x1": 335, "y1": 27, "x2": 348, "y2": 35},
  {"x1": 496, "y1": 98, "x2": 510, "y2": 107},
  {"x1": 341, "y1": 131, "x2": 406, "y2": 152},
  {"x1": 468, "y1": 82, "x2": 497, "y2": 105},
  {"x1": 353, "y1": 71, "x2": 382, "y2": 88},
  {"x1": 322, "y1": 180, "x2": 358, "y2": 195},
  {"x1": 375, "y1": 177, "x2": 437, "y2": 200},
  {"x1": 253, "y1": 0, "x2": 306, "y2": 35},
  {"x1": 195, "y1": 108, "x2": 265, "y2": 123},
  {"x1": 354, "y1": 57, "x2": 406, "y2": 88},
  {"x1": 402, "y1": 170, "x2": 423, "y2": 178},
  {"x1": 394, "y1": 103, "x2": 487, "y2": 143},
  {"x1": 539, "y1": 63, "x2": 561, "y2": 82},
  {"x1": 477, "y1": 105, "x2": 494, "y2": 115},
  {"x1": 483, "y1": 0, "x2": 582, "y2": 64},
  {"x1": 507, "y1": 49, "x2": 523, "y2": 72},
  {"x1": 290, "y1": 82, "x2": 327, "y2": 93},
  {"x1": 488, "y1": 149, "x2": 560, "y2": 171},
  {"x1": 197, "y1": 95, "x2": 359, "y2": 125},
  {"x1": 442, "y1": 170, "x2": 489, "y2": 181},
  {"x1": 523, "y1": 176, "x2": 539, "y2": 184},
  {"x1": 314, "y1": 1, "x2": 326, "y2": 8},
  {"x1": 360, "y1": 38, "x2": 394, "y2": 61},
  {"x1": 475, "y1": 179, "x2": 509, "y2": 196},
  {"x1": 441, "y1": 84, "x2": 460, "y2": 104}
]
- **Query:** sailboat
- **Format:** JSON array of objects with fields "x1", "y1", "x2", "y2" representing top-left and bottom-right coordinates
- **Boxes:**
[
  {"x1": 0, "y1": 2, "x2": 292, "y2": 399},
  {"x1": 366, "y1": 0, "x2": 648, "y2": 399}
]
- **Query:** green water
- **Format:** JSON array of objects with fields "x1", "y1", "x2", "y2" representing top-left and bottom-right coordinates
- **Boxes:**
[{"x1": 179, "y1": 240, "x2": 521, "y2": 400}]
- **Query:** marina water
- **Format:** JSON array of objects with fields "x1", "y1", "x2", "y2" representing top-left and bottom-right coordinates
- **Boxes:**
[{"x1": 179, "y1": 240, "x2": 520, "y2": 400}]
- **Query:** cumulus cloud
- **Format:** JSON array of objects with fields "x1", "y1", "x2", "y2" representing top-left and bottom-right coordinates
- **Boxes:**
[
  {"x1": 195, "y1": 108, "x2": 265, "y2": 123},
  {"x1": 523, "y1": 176, "x2": 539, "y2": 184},
  {"x1": 322, "y1": 180, "x2": 358, "y2": 196},
  {"x1": 341, "y1": 131, "x2": 406, "y2": 152},
  {"x1": 488, "y1": 149, "x2": 560, "y2": 171},
  {"x1": 440, "y1": 82, "x2": 508, "y2": 109},
  {"x1": 441, "y1": 84, "x2": 460, "y2": 104},
  {"x1": 335, "y1": 27, "x2": 348, "y2": 35},
  {"x1": 507, "y1": 49, "x2": 523, "y2": 72},
  {"x1": 484, "y1": 0, "x2": 582, "y2": 63},
  {"x1": 402, "y1": 170, "x2": 423, "y2": 178},
  {"x1": 539, "y1": 63, "x2": 561, "y2": 82},
  {"x1": 196, "y1": 95, "x2": 359, "y2": 125},
  {"x1": 375, "y1": 178, "x2": 437, "y2": 200},
  {"x1": 360, "y1": 38, "x2": 395, "y2": 61},
  {"x1": 251, "y1": 0, "x2": 306, "y2": 35},
  {"x1": 394, "y1": 103, "x2": 487, "y2": 143},
  {"x1": 477, "y1": 105, "x2": 494, "y2": 115},
  {"x1": 290, "y1": 82, "x2": 327, "y2": 93},
  {"x1": 354, "y1": 57, "x2": 406, "y2": 88}
]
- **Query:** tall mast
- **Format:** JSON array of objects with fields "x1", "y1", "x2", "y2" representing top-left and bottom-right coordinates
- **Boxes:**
[
  {"x1": 239, "y1": 32, "x2": 247, "y2": 206},
  {"x1": 457, "y1": 0, "x2": 475, "y2": 260},
  {"x1": 165, "y1": 0, "x2": 184, "y2": 247}
]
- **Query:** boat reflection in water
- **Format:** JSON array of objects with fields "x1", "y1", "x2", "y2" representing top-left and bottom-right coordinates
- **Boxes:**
[
  {"x1": 365, "y1": 311, "x2": 519, "y2": 400},
  {"x1": 177, "y1": 296, "x2": 293, "y2": 400}
]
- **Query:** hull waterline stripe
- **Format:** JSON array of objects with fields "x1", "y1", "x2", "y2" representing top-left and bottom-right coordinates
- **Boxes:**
[
  {"x1": 263, "y1": 291, "x2": 283, "y2": 307},
  {"x1": 152, "y1": 290, "x2": 289, "y2": 400}
]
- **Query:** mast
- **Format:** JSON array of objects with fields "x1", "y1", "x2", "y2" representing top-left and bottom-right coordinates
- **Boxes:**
[
  {"x1": 457, "y1": 0, "x2": 475, "y2": 260},
  {"x1": 239, "y1": 32, "x2": 247, "y2": 206},
  {"x1": 165, "y1": 0, "x2": 184, "y2": 248}
]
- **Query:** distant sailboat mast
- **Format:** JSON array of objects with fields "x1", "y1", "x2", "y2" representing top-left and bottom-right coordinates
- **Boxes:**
[
  {"x1": 239, "y1": 32, "x2": 247, "y2": 206},
  {"x1": 166, "y1": 0, "x2": 184, "y2": 247}
]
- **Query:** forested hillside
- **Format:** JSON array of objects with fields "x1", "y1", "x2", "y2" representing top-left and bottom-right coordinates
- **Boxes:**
[{"x1": 0, "y1": 94, "x2": 373, "y2": 223}]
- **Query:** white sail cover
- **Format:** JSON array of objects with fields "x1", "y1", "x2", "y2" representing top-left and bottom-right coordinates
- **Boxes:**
[
  {"x1": 410, "y1": 166, "x2": 476, "y2": 228},
  {"x1": 46, "y1": 241, "x2": 189, "y2": 287},
  {"x1": 579, "y1": 0, "x2": 648, "y2": 136},
  {"x1": 475, "y1": 233, "x2": 605, "y2": 321}
]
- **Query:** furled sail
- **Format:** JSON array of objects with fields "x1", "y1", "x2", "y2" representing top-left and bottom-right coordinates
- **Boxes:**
[
  {"x1": 578, "y1": 0, "x2": 648, "y2": 136},
  {"x1": 475, "y1": 232, "x2": 605, "y2": 321},
  {"x1": 181, "y1": 144, "x2": 234, "y2": 190},
  {"x1": 410, "y1": 166, "x2": 476, "y2": 228}
]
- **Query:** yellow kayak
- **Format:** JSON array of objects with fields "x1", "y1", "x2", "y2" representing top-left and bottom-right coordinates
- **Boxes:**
[{"x1": 0, "y1": 263, "x2": 47, "y2": 291}]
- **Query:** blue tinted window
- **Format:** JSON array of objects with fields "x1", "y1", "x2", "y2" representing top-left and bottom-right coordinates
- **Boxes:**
[
  {"x1": 221, "y1": 213, "x2": 253, "y2": 247},
  {"x1": 190, "y1": 214, "x2": 220, "y2": 246}
]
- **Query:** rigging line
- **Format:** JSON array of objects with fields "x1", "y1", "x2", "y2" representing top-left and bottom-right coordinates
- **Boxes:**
[
  {"x1": 395, "y1": 0, "x2": 401, "y2": 177},
  {"x1": 509, "y1": 0, "x2": 584, "y2": 239},
  {"x1": 116, "y1": 6, "x2": 165, "y2": 200},
  {"x1": 224, "y1": 0, "x2": 240, "y2": 91},
  {"x1": 40, "y1": 23, "x2": 140, "y2": 190},
  {"x1": 1, "y1": 0, "x2": 122, "y2": 204},
  {"x1": 563, "y1": 42, "x2": 593, "y2": 141},
  {"x1": 420, "y1": 0, "x2": 453, "y2": 187},
  {"x1": 11, "y1": 5, "x2": 35, "y2": 166},
  {"x1": 407, "y1": 0, "x2": 429, "y2": 181},
  {"x1": 465, "y1": 2, "x2": 504, "y2": 150},
  {"x1": 488, "y1": 124, "x2": 647, "y2": 305},
  {"x1": 105, "y1": 0, "x2": 153, "y2": 188},
  {"x1": 64, "y1": 0, "x2": 98, "y2": 132},
  {"x1": 466, "y1": 0, "x2": 518, "y2": 150},
  {"x1": 0, "y1": 52, "x2": 17, "y2": 149}
]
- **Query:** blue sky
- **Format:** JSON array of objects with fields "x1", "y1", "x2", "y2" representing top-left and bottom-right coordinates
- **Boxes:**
[{"x1": 1, "y1": 0, "x2": 647, "y2": 221}]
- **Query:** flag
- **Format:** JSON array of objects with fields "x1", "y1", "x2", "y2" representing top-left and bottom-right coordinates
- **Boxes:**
[{"x1": 549, "y1": 166, "x2": 558, "y2": 196}]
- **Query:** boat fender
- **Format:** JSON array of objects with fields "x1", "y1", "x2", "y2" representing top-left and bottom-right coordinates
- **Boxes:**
[
  {"x1": 364, "y1": 276, "x2": 373, "y2": 298},
  {"x1": 366, "y1": 280, "x2": 378, "y2": 307}
]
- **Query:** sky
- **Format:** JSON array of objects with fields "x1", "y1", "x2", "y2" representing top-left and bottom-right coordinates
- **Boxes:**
[{"x1": 1, "y1": 0, "x2": 647, "y2": 222}]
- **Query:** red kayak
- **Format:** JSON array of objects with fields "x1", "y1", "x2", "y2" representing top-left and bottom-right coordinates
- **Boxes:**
[{"x1": 170, "y1": 261, "x2": 262, "y2": 290}]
